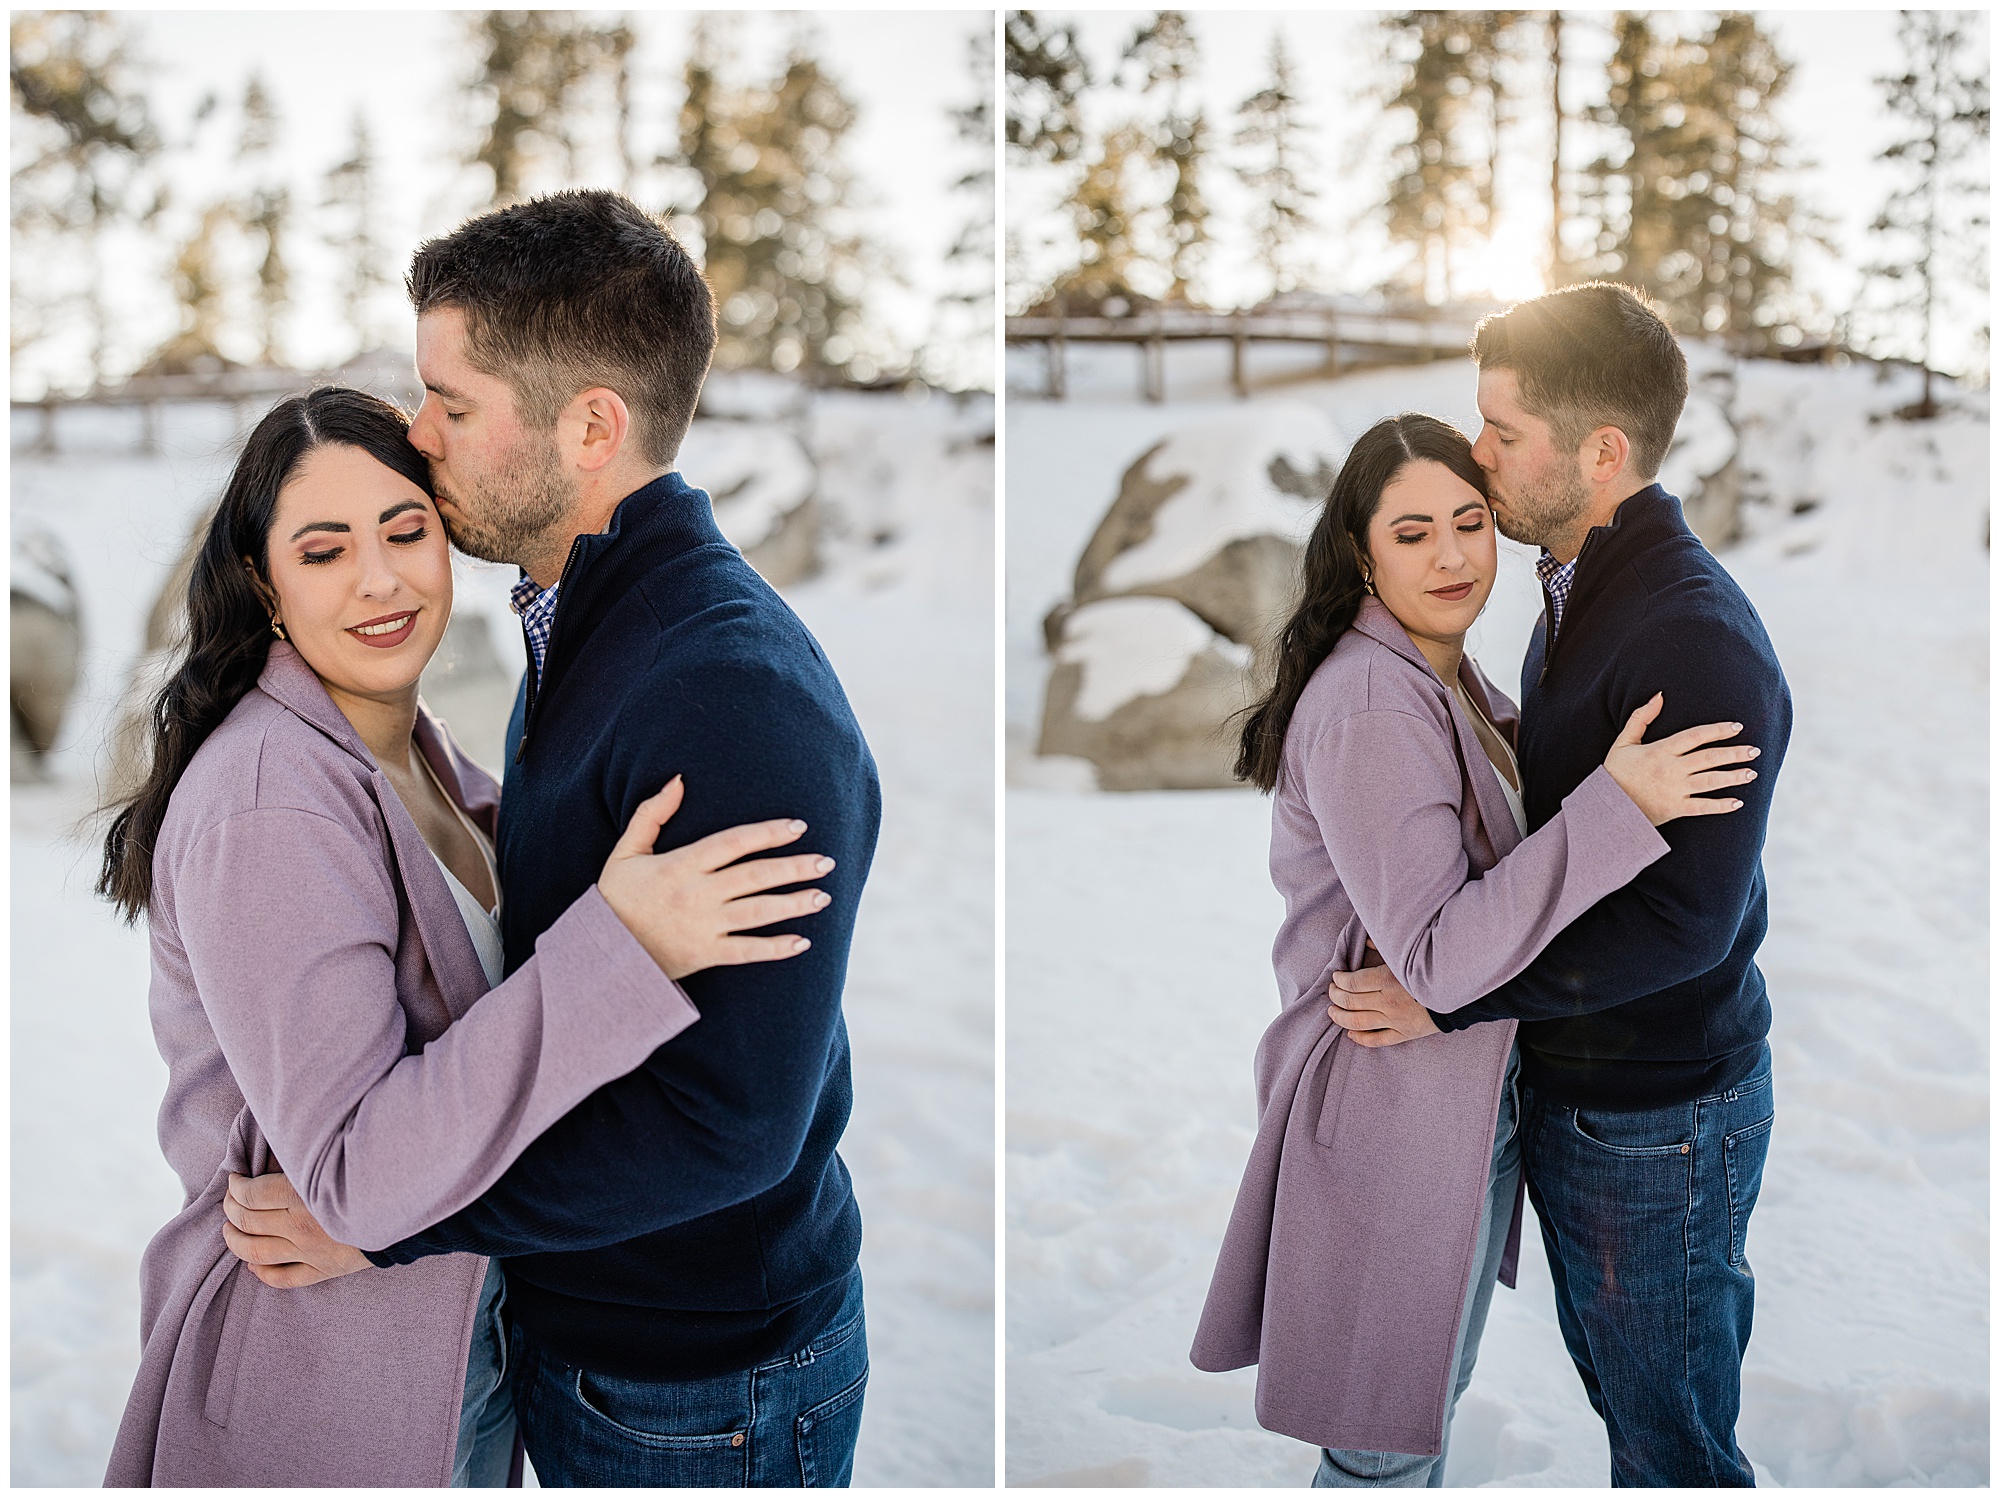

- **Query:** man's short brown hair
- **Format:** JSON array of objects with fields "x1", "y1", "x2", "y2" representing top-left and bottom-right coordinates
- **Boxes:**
[
  {"x1": 408, "y1": 190, "x2": 717, "y2": 467},
  {"x1": 1471, "y1": 282, "x2": 1688, "y2": 480}
]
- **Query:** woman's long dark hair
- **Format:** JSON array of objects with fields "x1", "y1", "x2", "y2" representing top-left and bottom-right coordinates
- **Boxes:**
[
  {"x1": 1234, "y1": 413, "x2": 1489, "y2": 792},
  {"x1": 98, "y1": 387, "x2": 433, "y2": 922}
]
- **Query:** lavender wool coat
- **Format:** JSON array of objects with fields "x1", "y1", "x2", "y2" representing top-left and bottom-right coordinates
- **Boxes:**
[
  {"x1": 105, "y1": 643, "x2": 701, "y2": 1488},
  {"x1": 1189, "y1": 597, "x2": 1669, "y2": 1456}
]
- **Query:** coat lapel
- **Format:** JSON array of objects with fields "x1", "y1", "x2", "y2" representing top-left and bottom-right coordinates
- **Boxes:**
[
  {"x1": 255, "y1": 646, "x2": 492, "y2": 1023},
  {"x1": 1350, "y1": 599, "x2": 1523, "y2": 864}
]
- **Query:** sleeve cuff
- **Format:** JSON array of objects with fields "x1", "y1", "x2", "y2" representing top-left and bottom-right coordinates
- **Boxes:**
[{"x1": 1566, "y1": 764, "x2": 1671, "y2": 865}]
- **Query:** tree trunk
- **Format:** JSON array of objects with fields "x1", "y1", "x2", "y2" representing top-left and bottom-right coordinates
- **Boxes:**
[{"x1": 1548, "y1": 11, "x2": 1564, "y2": 282}]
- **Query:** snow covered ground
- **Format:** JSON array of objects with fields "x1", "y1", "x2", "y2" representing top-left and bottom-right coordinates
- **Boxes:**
[
  {"x1": 1006, "y1": 348, "x2": 1988, "y2": 1485},
  {"x1": 10, "y1": 388, "x2": 995, "y2": 1486}
]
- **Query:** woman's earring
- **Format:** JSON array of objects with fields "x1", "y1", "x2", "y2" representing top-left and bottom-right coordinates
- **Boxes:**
[{"x1": 270, "y1": 616, "x2": 288, "y2": 642}]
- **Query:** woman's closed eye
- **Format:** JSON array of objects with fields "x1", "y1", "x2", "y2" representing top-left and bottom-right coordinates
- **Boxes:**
[
  {"x1": 1392, "y1": 530, "x2": 1428, "y2": 545},
  {"x1": 297, "y1": 526, "x2": 427, "y2": 565}
]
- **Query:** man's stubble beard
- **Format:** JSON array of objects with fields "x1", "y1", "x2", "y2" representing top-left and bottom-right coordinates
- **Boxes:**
[
  {"x1": 1493, "y1": 458, "x2": 1592, "y2": 553},
  {"x1": 434, "y1": 431, "x2": 576, "y2": 571}
]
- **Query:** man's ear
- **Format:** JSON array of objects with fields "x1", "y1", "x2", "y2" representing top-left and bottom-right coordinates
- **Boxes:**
[
  {"x1": 1583, "y1": 425, "x2": 1633, "y2": 488},
  {"x1": 562, "y1": 387, "x2": 632, "y2": 474}
]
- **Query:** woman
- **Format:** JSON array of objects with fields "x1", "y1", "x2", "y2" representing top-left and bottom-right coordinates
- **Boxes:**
[
  {"x1": 99, "y1": 389, "x2": 833, "y2": 1487},
  {"x1": 1189, "y1": 414, "x2": 1759, "y2": 1486}
]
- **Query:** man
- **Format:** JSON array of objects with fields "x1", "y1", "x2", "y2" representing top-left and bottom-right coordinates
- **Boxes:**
[
  {"x1": 227, "y1": 190, "x2": 880, "y2": 1486},
  {"x1": 1328, "y1": 282, "x2": 1791, "y2": 1486}
]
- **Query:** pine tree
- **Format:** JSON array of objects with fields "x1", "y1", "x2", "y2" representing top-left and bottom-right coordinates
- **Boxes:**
[
  {"x1": 1005, "y1": 10, "x2": 1090, "y2": 165},
  {"x1": 10, "y1": 10, "x2": 160, "y2": 390},
  {"x1": 1057, "y1": 122, "x2": 1154, "y2": 307},
  {"x1": 928, "y1": 24, "x2": 995, "y2": 389},
  {"x1": 465, "y1": 11, "x2": 632, "y2": 206},
  {"x1": 149, "y1": 202, "x2": 236, "y2": 374},
  {"x1": 1377, "y1": 11, "x2": 1516, "y2": 303},
  {"x1": 237, "y1": 74, "x2": 288, "y2": 365},
  {"x1": 1234, "y1": 32, "x2": 1319, "y2": 300},
  {"x1": 322, "y1": 111, "x2": 389, "y2": 356},
  {"x1": 1123, "y1": 12, "x2": 1209, "y2": 302},
  {"x1": 679, "y1": 32, "x2": 873, "y2": 381},
  {"x1": 1577, "y1": 13, "x2": 1806, "y2": 351},
  {"x1": 1864, "y1": 11, "x2": 1990, "y2": 414},
  {"x1": 1547, "y1": 10, "x2": 1565, "y2": 282}
]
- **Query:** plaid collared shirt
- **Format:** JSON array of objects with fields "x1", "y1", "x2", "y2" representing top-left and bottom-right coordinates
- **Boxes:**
[
  {"x1": 1536, "y1": 550, "x2": 1580, "y2": 641},
  {"x1": 510, "y1": 573, "x2": 562, "y2": 679}
]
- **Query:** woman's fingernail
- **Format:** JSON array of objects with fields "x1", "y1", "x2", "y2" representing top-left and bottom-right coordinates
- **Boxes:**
[
  {"x1": 790, "y1": 820, "x2": 808, "y2": 833},
  {"x1": 1745, "y1": 770, "x2": 1757, "y2": 780},
  {"x1": 815, "y1": 856, "x2": 835, "y2": 873},
  {"x1": 812, "y1": 891, "x2": 831, "y2": 909},
  {"x1": 794, "y1": 937, "x2": 812, "y2": 952}
]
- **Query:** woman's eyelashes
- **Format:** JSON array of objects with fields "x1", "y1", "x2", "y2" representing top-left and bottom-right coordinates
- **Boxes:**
[{"x1": 295, "y1": 527, "x2": 428, "y2": 566}]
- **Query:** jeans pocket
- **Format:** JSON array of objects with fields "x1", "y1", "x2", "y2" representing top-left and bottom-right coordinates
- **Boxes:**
[
  {"x1": 571, "y1": 1367, "x2": 751, "y2": 1482},
  {"x1": 795, "y1": 1366, "x2": 868, "y2": 1487},
  {"x1": 1723, "y1": 1110, "x2": 1774, "y2": 1268},
  {"x1": 1569, "y1": 1103, "x2": 1695, "y2": 1157}
]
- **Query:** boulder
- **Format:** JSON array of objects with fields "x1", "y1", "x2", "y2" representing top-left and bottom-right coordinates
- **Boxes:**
[
  {"x1": 10, "y1": 530, "x2": 82, "y2": 780},
  {"x1": 1666, "y1": 351, "x2": 1743, "y2": 550},
  {"x1": 1036, "y1": 403, "x2": 1346, "y2": 791},
  {"x1": 1038, "y1": 597, "x2": 1253, "y2": 791},
  {"x1": 1063, "y1": 403, "x2": 1338, "y2": 655},
  {"x1": 418, "y1": 611, "x2": 519, "y2": 778},
  {"x1": 678, "y1": 419, "x2": 820, "y2": 588},
  {"x1": 108, "y1": 510, "x2": 208, "y2": 800}
]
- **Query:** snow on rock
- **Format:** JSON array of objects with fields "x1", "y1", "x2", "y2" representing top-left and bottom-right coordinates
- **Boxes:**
[
  {"x1": 1007, "y1": 344, "x2": 1988, "y2": 1486},
  {"x1": 1039, "y1": 598, "x2": 1253, "y2": 792},
  {"x1": 9, "y1": 386, "x2": 995, "y2": 1487},
  {"x1": 1035, "y1": 402, "x2": 1346, "y2": 791},
  {"x1": 1660, "y1": 372, "x2": 1741, "y2": 546},
  {"x1": 1092, "y1": 401, "x2": 1340, "y2": 595},
  {"x1": 1056, "y1": 596, "x2": 1239, "y2": 722},
  {"x1": 677, "y1": 418, "x2": 819, "y2": 584}
]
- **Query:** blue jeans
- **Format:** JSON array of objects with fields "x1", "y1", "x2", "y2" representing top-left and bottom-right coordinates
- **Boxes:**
[
  {"x1": 510, "y1": 1271, "x2": 868, "y2": 1487},
  {"x1": 1315, "y1": 1048, "x2": 1522, "y2": 1488},
  {"x1": 453, "y1": 1259, "x2": 518, "y2": 1487},
  {"x1": 1522, "y1": 1047, "x2": 1773, "y2": 1487}
]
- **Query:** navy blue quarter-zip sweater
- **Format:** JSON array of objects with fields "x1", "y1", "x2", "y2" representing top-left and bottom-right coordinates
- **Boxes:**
[
  {"x1": 1429, "y1": 485, "x2": 1791, "y2": 1111},
  {"x1": 368, "y1": 473, "x2": 880, "y2": 1381}
]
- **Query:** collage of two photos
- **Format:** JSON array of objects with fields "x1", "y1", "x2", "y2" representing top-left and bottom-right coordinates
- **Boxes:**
[
  {"x1": 1003, "y1": 7, "x2": 1987, "y2": 1490},
  {"x1": 7, "y1": 5, "x2": 1991, "y2": 1492}
]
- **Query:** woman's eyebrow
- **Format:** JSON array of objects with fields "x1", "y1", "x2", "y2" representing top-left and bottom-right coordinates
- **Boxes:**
[
  {"x1": 1388, "y1": 511, "x2": 1433, "y2": 524},
  {"x1": 288, "y1": 501, "x2": 427, "y2": 542},
  {"x1": 1453, "y1": 501, "x2": 1487, "y2": 517}
]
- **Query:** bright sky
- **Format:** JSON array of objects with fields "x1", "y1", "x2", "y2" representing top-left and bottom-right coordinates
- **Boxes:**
[
  {"x1": 25, "y1": 9, "x2": 992, "y2": 394},
  {"x1": 1008, "y1": 9, "x2": 1986, "y2": 375}
]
